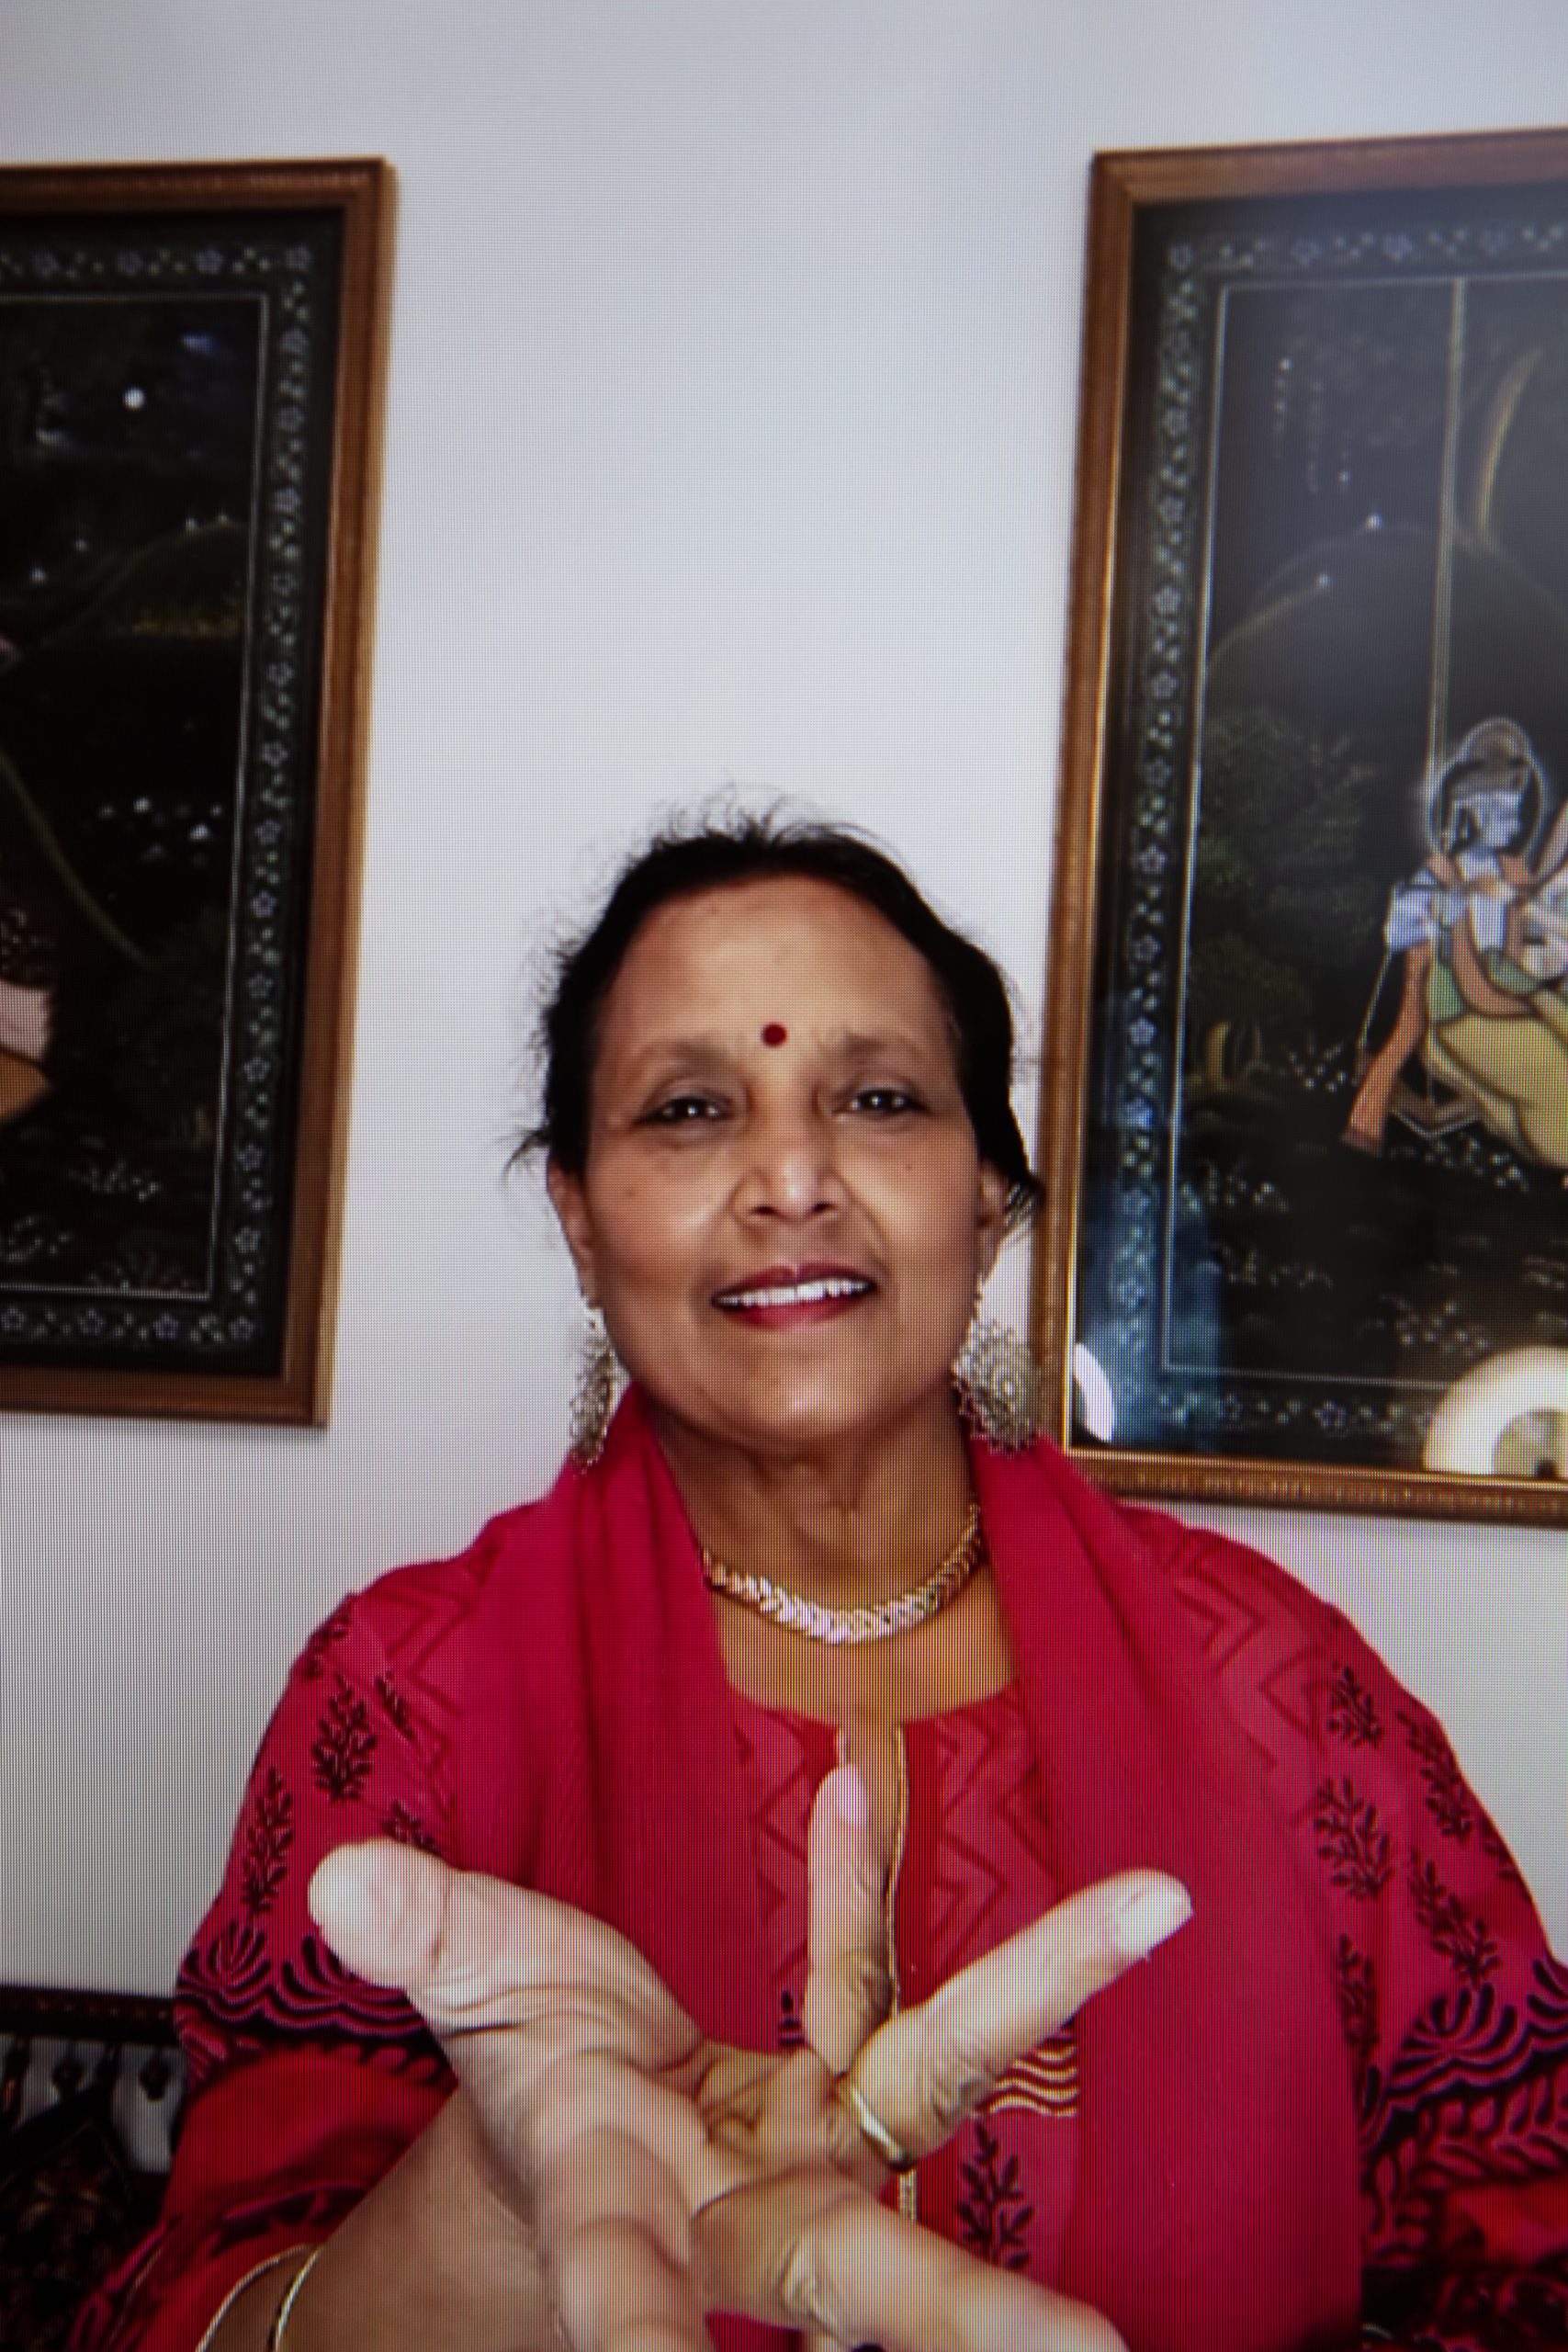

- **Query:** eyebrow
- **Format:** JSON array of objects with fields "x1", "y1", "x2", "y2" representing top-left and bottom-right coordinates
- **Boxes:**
[
  {"x1": 619, "y1": 1035, "x2": 737, "y2": 1080},
  {"x1": 826, "y1": 1027, "x2": 936, "y2": 1062},
  {"x1": 618, "y1": 1026, "x2": 941, "y2": 1083}
]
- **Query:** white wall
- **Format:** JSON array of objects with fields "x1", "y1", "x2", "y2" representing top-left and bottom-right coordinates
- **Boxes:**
[{"x1": 1, "y1": 0, "x2": 1564, "y2": 1992}]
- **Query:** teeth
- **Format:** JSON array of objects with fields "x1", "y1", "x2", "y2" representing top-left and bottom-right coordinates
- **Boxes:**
[{"x1": 719, "y1": 1276, "x2": 871, "y2": 1309}]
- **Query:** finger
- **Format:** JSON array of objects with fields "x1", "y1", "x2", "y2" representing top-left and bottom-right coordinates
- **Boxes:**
[
  {"x1": 802, "y1": 1765, "x2": 892, "y2": 2075},
  {"x1": 308, "y1": 1840, "x2": 702, "y2": 2072},
  {"x1": 540, "y1": 2127, "x2": 709, "y2": 2352},
  {"x1": 852, "y1": 1869, "x2": 1190, "y2": 2156},
  {"x1": 696, "y1": 2167, "x2": 1126, "y2": 2352}
]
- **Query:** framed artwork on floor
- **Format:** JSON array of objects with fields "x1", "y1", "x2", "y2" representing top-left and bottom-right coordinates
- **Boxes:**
[
  {"x1": 1036, "y1": 129, "x2": 1568, "y2": 1524},
  {"x1": 0, "y1": 159, "x2": 393, "y2": 1424}
]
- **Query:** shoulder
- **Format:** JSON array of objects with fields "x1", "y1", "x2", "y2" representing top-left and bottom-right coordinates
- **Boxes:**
[
  {"x1": 1037, "y1": 1451, "x2": 1396, "y2": 1775},
  {"x1": 1116, "y1": 1491, "x2": 1353, "y2": 1661},
  {"x1": 1105, "y1": 1487, "x2": 1494, "y2": 1848},
  {"x1": 292, "y1": 1494, "x2": 552, "y2": 1681},
  {"x1": 269, "y1": 1490, "x2": 564, "y2": 1792},
  {"x1": 1029, "y1": 1441, "x2": 1352, "y2": 1665}
]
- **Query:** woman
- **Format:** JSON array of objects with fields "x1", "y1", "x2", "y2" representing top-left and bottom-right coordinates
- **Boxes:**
[{"x1": 77, "y1": 817, "x2": 1568, "y2": 2352}]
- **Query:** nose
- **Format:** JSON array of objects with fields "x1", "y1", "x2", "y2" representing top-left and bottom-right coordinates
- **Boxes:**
[{"x1": 733, "y1": 1091, "x2": 845, "y2": 1225}]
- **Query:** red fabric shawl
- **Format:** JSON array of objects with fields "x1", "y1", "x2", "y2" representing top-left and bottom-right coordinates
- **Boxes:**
[{"x1": 460, "y1": 1389, "x2": 1362, "y2": 2352}]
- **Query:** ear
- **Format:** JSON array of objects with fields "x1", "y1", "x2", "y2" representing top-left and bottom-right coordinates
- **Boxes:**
[
  {"x1": 545, "y1": 1159, "x2": 599, "y2": 1304},
  {"x1": 975, "y1": 1159, "x2": 1010, "y2": 1280}
]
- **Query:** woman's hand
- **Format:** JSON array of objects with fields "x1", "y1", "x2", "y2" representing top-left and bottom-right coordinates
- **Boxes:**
[{"x1": 308, "y1": 1769, "x2": 1190, "y2": 2352}]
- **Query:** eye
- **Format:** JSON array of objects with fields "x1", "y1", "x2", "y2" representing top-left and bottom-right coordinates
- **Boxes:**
[
  {"x1": 849, "y1": 1085, "x2": 922, "y2": 1117},
  {"x1": 642, "y1": 1091, "x2": 726, "y2": 1126}
]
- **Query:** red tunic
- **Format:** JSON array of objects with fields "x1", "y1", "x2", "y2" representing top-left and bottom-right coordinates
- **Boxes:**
[
  {"x1": 735, "y1": 1685, "x2": 1078, "y2": 2279},
  {"x1": 70, "y1": 1418, "x2": 1568, "y2": 2350}
]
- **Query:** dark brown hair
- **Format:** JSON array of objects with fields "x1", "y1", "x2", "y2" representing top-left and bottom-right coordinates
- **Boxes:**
[{"x1": 518, "y1": 810, "x2": 1043, "y2": 1224}]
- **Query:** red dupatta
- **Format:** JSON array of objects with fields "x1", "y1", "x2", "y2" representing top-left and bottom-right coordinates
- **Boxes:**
[{"x1": 460, "y1": 1388, "x2": 1362, "y2": 2352}]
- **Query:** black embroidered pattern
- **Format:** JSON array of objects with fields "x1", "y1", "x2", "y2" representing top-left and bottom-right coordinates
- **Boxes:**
[
  {"x1": 777, "y1": 1987, "x2": 806, "y2": 2051},
  {"x1": 1361, "y1": 1963, "x2": 1568, "y2": 2278},
  {"x1": 954, "y1": 2122, "x2": 1033, "y2": 2270},
  {"x1": 1481, "y1": 1812, "x2": 1527, "y2": 1889},
  {"x1": 273, "y1": 1932, "x2": 429, "y2": 2034},
  {"x1": 1326, "y1": 1663, "x2": 1383, "y2": 1749},
  {"x1": 375, "y1": 1671, "x2": 415, "y2": 1739},
  {"x1": 1407, "y1": 1851, "x2": 1499, "y2": 1988},
  {"x1": 175, "y1": 1917, "x2": 274, "y2": 2091},
  {"x1": 310, "y1": 1675, "x2": 378, "y2": 1804},
  {"x1": 176, "y1": 1916, "x2": 271, "y2": 2020},
  {"x1": 299, "y1": 1602, "x2": 355, "y2": 1682},
  {"x1": 209, "y1": 2181, "x2": 366, "y2": 2258},
  {"x1": 239, "y1": 1765, "x2": 295, "y2": 1918},
  {"x1": 1311, "y1": 1777, "x2": 1393, "y2": 1901},
  {"x1": 1528, "y1": 1958, "x2": 1568, "y2": 2039},
  {"x1": 383, "y1": 1799, "x2": 441, "y2": 1855},
  {"x1": 1334, "y1": 1935, "x2": 1379, "y2": 2091},
  {"x1": 1380, "y1": 1982, "x2": 1529, "y2": 2114},
  {"x1": 1397, "y1": 1710, "x2": 1474, "y2": 1843},
  {"x1": 1414, "y1": 2269, "x2": 1568, "y2": 2341},
  {"x1": 175, "y1": 1924, "x2": 449, "y2": 2095}
]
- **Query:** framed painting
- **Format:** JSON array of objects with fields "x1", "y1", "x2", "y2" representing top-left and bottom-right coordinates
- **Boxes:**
[
  {"x1": 0, "y1": 160, "x2": 392, "y2": 1423},
  {"x1": 1038, "y1": 130, "x2": 1568, "y2": 1524}
]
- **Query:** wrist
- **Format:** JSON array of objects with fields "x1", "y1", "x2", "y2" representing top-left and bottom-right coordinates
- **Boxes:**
[{"x1": 267, "y1": 2246, "x2": 325, "y2": 2350}]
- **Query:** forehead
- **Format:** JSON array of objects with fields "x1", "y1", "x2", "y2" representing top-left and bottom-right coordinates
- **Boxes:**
[{"x1": 598, "y1": 876, "x2": 953, "y2": 1046}]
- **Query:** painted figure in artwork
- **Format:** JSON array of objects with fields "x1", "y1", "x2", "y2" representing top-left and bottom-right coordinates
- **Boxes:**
[{"x1": 1344, "y1": 717, "x2": 1568, "y2": 1166}]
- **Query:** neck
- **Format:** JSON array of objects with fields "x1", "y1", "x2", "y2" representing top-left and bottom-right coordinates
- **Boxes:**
[{"x1": 644, "y1": 1385, "x2": 976, "y2": 1607}]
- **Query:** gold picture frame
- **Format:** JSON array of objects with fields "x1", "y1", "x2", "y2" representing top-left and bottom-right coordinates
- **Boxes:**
[
  {"x1": 1036, "y1": 130, "x2": 1568, "y2": 1524},
  {"x1": 0, "y1": 159, "x2": 393, "y2": 1424}
]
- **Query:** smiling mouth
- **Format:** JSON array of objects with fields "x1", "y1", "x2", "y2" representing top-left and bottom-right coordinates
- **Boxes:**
[{"x1": 714, "y1": 1273, "x2": 875, "y2": 1312}]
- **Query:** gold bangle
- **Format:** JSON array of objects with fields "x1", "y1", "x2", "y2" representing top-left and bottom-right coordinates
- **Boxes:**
[
  {"x1": 266, "y1": 2245, "x2": 324, "y2": 2351},
  {"x1": 193, "y1": 2249, "x2": 310, "y2": 2352}
]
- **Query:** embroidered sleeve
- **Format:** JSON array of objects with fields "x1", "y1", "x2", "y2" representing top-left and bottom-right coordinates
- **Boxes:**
[
  {"x1": 68, "y1": 1581, "x2": 464, "y2": 2352},
  {"x1": 1162, "y1": 1520, "x2": 1568, "y2": 2348},
  {"x1": 1339, "y1": 1672, "x2": 1568, "y2": 2348}
]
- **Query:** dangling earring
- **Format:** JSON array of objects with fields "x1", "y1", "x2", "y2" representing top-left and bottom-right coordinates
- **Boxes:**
[
  {"x1": 570, "y1": 1303, "x2": 622, "y2": 1467},
  {"x1": 953, "y1": 1286, "x2": 1045, "y2": 1453}
]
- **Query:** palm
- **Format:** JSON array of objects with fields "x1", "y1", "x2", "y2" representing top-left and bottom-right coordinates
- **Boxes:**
[{"x1": 311, "y1": 1767, "x2": 1187, "y2": 2352}]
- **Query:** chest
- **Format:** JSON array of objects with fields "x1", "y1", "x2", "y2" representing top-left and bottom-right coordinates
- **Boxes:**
[
  {"x1": 709, "y1": 1565, "x2": 1015, "y2": 1871},
  {"x1": 730, "y1": 1668, "x2": 1080, "y2": 2277}
]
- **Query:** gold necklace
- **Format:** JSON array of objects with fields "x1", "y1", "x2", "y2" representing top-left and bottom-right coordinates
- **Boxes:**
[{"x1": 700, "y1": 1503, "x2": 984, "y2": 1645}]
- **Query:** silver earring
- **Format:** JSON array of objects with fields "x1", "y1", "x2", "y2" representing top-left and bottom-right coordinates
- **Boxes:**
[
  {"x1": 953, "y1": 1301, "x2": 1045, "y2": 1453},
  {"x1": 570, "y1": 1304, "x2": 622, "y2": 1467}
]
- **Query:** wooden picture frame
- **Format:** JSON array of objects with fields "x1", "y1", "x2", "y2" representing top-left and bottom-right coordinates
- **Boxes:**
[
  {"x1": 0, "y1": 160, "x2": 393, "y2": 1424},
  {"x1": 1036, "y1": 130, "x2": 1568, "y2": 1524}
]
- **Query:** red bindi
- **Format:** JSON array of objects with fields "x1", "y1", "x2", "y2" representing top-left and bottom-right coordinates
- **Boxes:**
[{"x1": 761, "y1": 1022, "x2": 788, "y2": 1047}]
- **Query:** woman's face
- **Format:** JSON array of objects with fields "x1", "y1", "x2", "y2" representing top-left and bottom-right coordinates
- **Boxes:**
[{"x1": 547, "y1": 876, "x2": 1010, "y2": 1456}]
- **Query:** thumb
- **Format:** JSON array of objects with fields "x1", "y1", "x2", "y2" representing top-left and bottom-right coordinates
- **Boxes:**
[
  {"x1": 308, "y1": 1839, "x2": 543, "y2": 2031},
  {"x1": 308, "y1": 1839, "x2": 450, "y2": 1987},
  {"x1": 308, "y1": 1838, "x2": 703, "y2": 2071},
  {"x1": 309, "y1": 1840, "x2": 577, "y2": 2180}
]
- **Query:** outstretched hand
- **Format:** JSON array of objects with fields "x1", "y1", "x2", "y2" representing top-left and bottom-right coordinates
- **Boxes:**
[{"x1": 310, "y1": 1766, "x2": 1190, "y2": 2352}]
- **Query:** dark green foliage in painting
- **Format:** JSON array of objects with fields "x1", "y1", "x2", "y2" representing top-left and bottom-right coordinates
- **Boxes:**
[
  {"x1": 1187, "y1": 931, "x2": 1312, "y2": 1039},
  {"x1": 106, "y1": 906, "x2": 228, "y2": 1145},
  {"x1": 1187, "y1": 708, "x2": 1384, "y2": 1047}
]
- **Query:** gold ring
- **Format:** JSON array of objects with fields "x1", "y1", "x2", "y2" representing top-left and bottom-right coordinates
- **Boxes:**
[{"x1": 836, "y1": 2075, "x2": 917, "y2": 2173}]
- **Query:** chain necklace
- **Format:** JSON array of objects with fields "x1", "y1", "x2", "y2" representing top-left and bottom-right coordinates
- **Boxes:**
[{"x1": 700, "y1": 1503, "x2": 984, "y2": 1645}]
